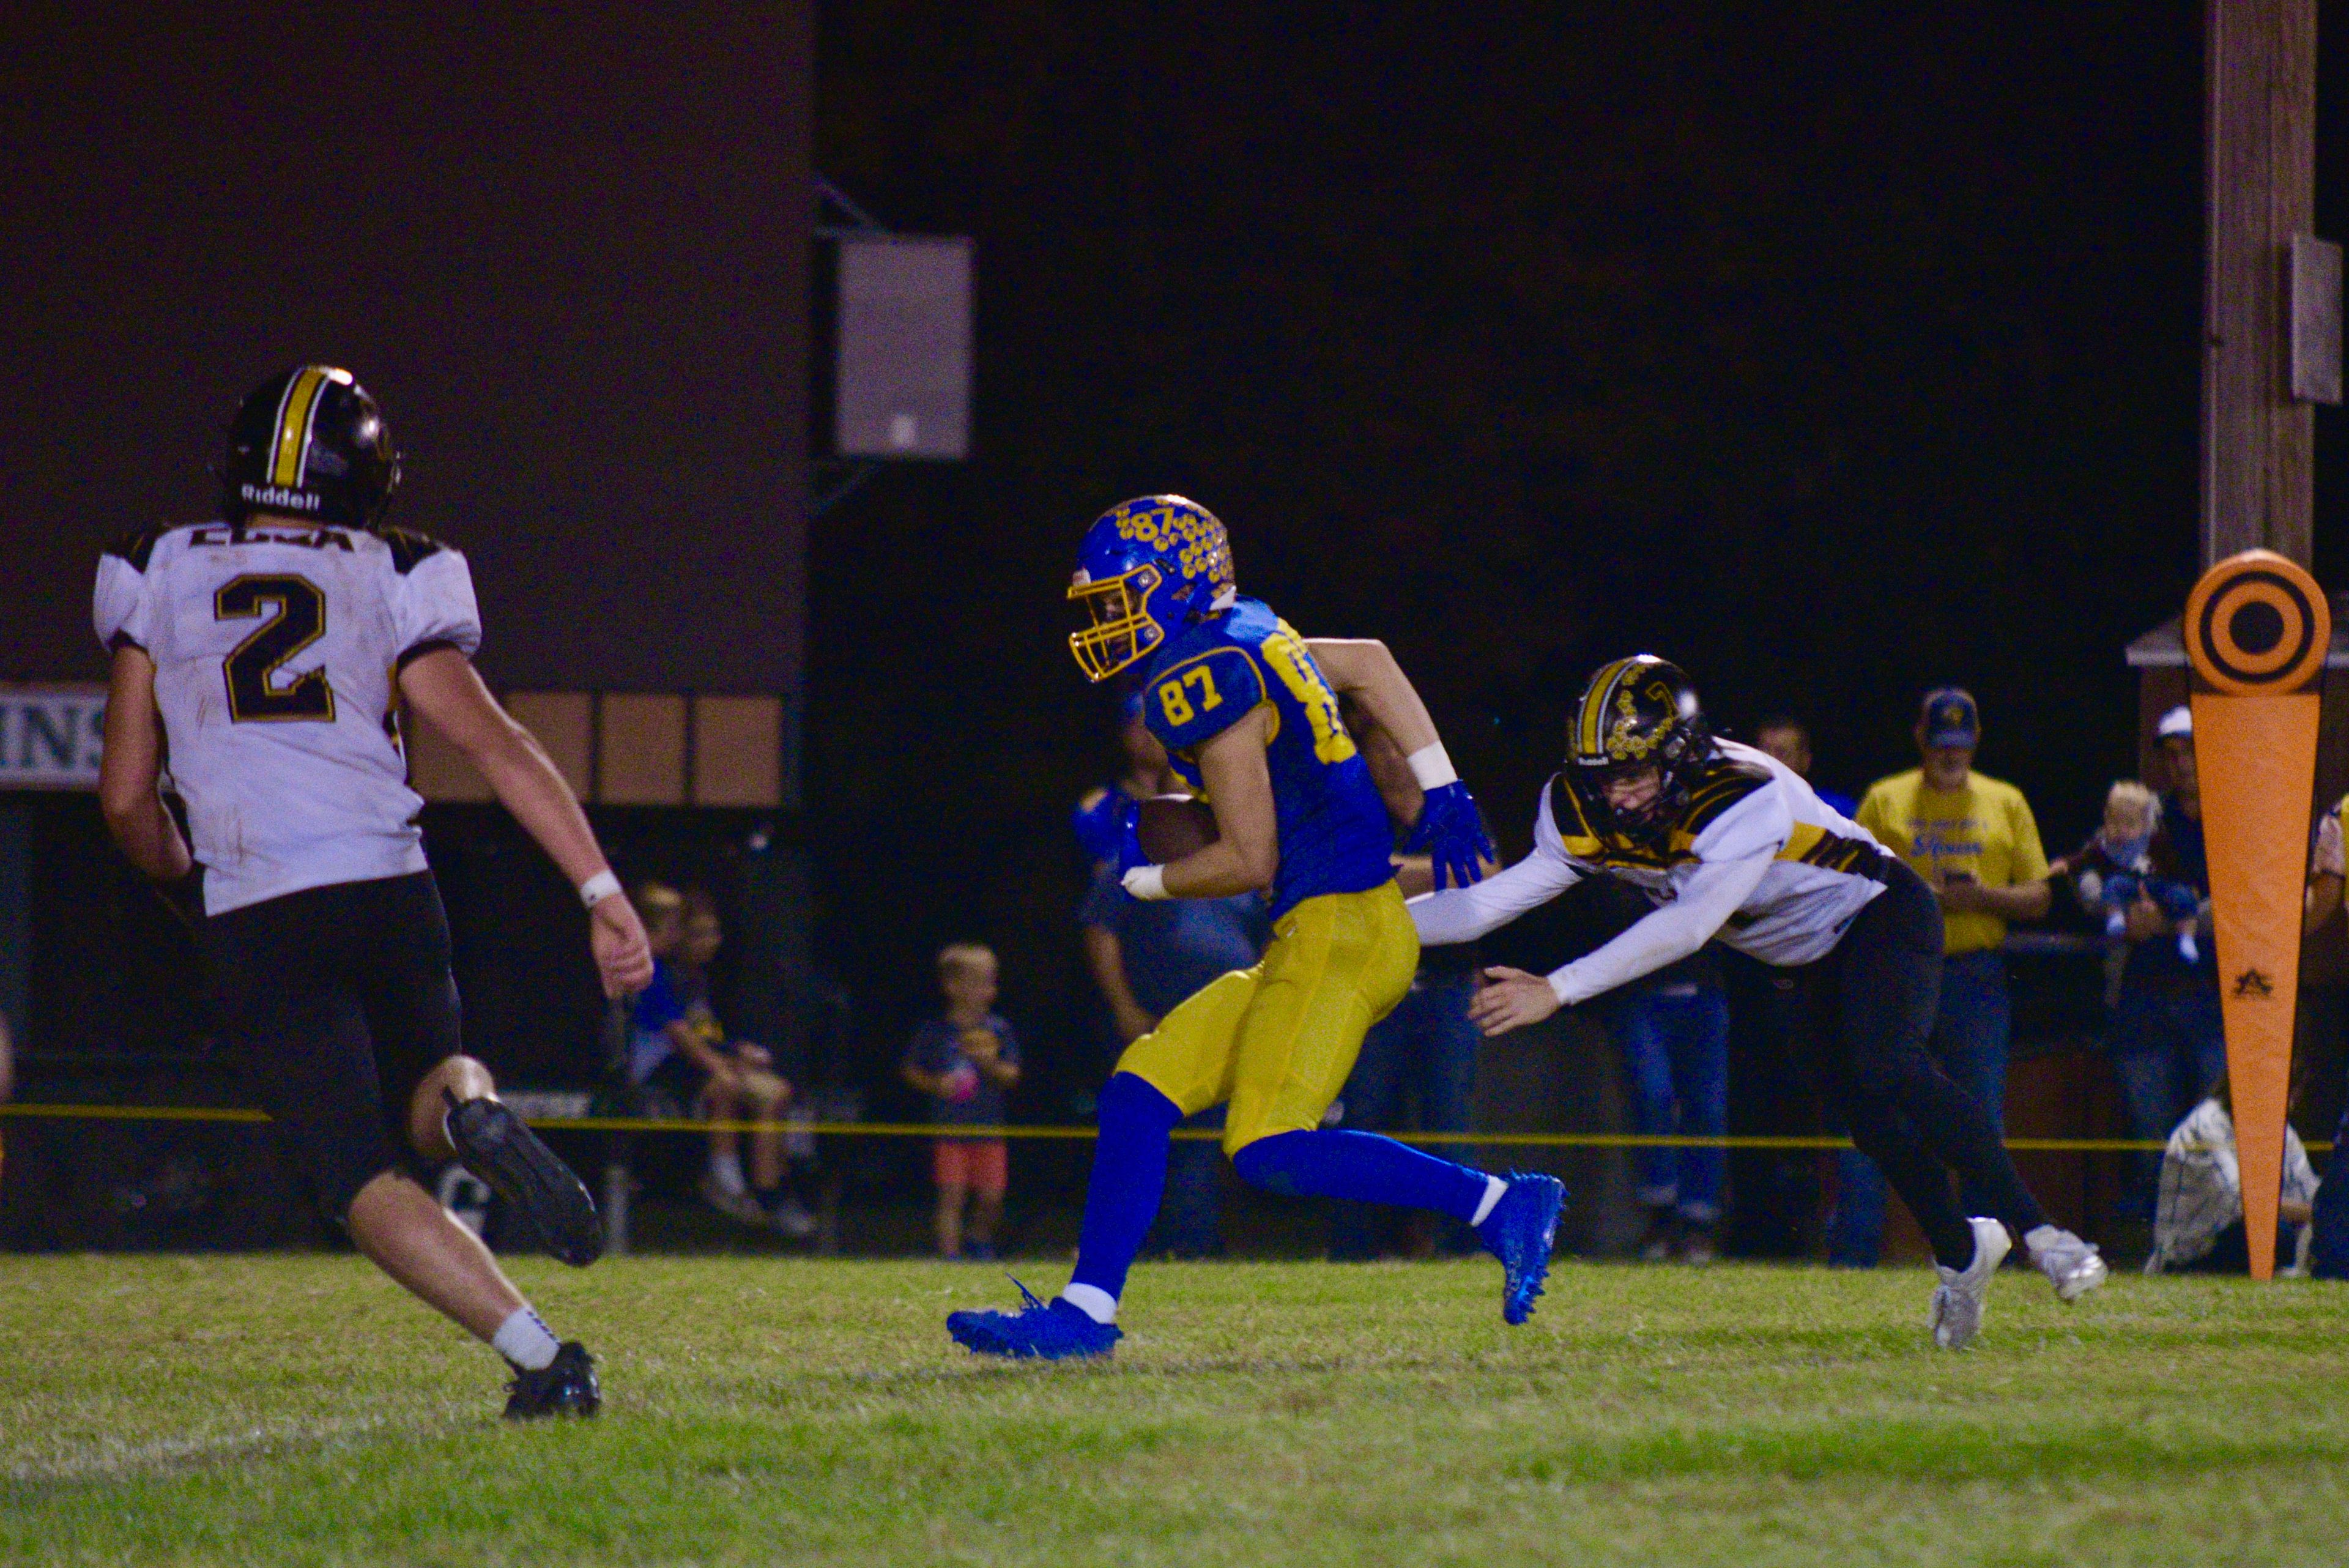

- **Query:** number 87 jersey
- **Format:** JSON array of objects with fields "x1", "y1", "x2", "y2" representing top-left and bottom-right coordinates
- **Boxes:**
[
  {"x1": 93, "y1": 520, "x2": 483, "y2": 916},
  {"x1": 1141, "y1": 598, "x2": 1396, "y2": 920}
]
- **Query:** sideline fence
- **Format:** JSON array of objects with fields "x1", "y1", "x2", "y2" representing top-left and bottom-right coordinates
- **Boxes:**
[{"x1": 0, "y1": 1102, "x2": 2320, "y2": 1153}]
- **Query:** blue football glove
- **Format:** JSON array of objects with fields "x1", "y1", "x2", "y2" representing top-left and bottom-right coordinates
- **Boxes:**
[
  {"x1": 1408, "y1": 781, "x2": 1495, "y2": 891},
  {"x1": 1113, "y1": 798, "x2": 1149, "y2": 879},
  {"x1": 1072, "y1": 790, "x2": 1124, "y2": 864}
]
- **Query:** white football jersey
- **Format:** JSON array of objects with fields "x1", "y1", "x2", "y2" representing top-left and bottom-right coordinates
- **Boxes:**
[
  {"x1": 1411, "y1": 740, "x2": 1890, "y2": 1005},
  {"x1": 93, "y1": 521, "x2": 482, "y2": 915}
]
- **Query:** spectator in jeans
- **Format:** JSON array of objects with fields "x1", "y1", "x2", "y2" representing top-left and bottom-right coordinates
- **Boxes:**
[
  {"x1": 1327, "y1": 706, "x2": 1490, "y2": 1261},
  {"x1": 1715, "y1": 716, "x2": 1849, "y2": 1259},
  {"x1": 1833, "y1": 688, "x2": 2050, "y2": 1265},
  {"x1": 1605, "y1": 952, "x2": 1729, "y2": 1261},
  {"x1": 2058, "y1": 712, "x2": 2220, "y2": 1219},
  {"x1": 2145, "y1": 1071, "x2": 2318, "y2": 1275},
  {"x1": 902, "y1": 943, "x2": 1022, "y2": 1260}
]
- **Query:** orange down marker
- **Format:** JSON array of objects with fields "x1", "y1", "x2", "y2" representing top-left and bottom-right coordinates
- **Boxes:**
[{"x1": 2184, "y1": 549, "x2": 2329, "y2": 1280}]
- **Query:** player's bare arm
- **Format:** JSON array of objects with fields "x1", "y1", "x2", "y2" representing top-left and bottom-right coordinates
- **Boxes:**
[
  {"x1": 96, "y1": 646, "x2": 193, "y2": 883},
  {"x1": 397, "y1": 647, "x2": 653, "y2": 998},
  {"x1": 1308, "y1": 636, "x2": 1493, "y2": 888},
  {"x1": 1305, "y1": 638, "x2": 1442, "y2": 755},
  {"x1": 1163, "y1": 706, "x2": 1280, "y2": 898}
]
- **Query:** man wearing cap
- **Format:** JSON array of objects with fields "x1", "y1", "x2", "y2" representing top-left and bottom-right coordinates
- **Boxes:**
[
  {"x1": 1830, "y1": 689, "x2": 2051, "y2": 1266},
  {"x1": 2084, "y1": 705, "x2": 2225, "y2": 1221}
]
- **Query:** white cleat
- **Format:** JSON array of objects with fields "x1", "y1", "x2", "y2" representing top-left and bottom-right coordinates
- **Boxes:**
[
  {"x1": 2029, "y1": 1228, "x2": 2110, "y2": 1302},
  {"x1": 1928, "y1": 1217, "x2": 2011, "y2": 1350}
]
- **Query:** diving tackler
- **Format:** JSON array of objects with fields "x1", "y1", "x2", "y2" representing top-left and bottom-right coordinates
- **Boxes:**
[{"x1": 2184, "y1": 549, "x2": 2329, "y2": 1280}]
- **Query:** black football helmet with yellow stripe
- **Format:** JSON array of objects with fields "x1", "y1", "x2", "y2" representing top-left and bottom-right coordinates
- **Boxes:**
[
  {"x1": 1564, "y1": 655, "x2": 1712, "y2": 839},
  {"x1": 218, "y1": 365, "x2": 401, "y2": 529}
]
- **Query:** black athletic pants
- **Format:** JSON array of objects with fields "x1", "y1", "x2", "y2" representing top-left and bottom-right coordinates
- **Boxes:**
[
  {"x1": 1799, "y1": 858, "x2": 2049, "y2": 1267},
  {"x1": 197, "y1": 871, "x2": 464, "y2": 1223}
]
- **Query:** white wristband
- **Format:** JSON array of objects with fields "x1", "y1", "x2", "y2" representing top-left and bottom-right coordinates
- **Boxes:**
[
  {"x1": 1405, "y1": 743, "x2": 1458, "y2": 790},
  {"x1": 1548, "y1": 970, "x2": 1578, "y2": 1008},
  {"x1": 1123, "y1": 864, "x2": 1171, "y2": 902},
  {"x1": 579, "y1": 870, "x2": 622, "y2": 910}
]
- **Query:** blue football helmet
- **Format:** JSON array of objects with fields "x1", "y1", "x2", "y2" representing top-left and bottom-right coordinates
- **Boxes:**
[{"x1": 1066, "y1": 495, "x2": 1236, "y2": 682}]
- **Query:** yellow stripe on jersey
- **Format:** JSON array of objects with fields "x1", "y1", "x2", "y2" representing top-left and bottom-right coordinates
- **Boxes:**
[
  {"x1": 1776, "y1": 819, "x2": 1882, "y2": 875},
  {"x1": 269, "y1": 366, "x2": 330, "y2": 486}
]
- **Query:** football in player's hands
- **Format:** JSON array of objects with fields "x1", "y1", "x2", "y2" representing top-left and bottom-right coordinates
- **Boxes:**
[{"x1": 1137, "y1": 795, "x2": 1219, "y2": 864}]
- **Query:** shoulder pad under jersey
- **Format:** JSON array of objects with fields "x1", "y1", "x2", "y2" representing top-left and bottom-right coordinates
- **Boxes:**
[
  {"x1": 378, "y1": 527, "x2": 447, "y2": 574},
  {"x1": 1677, "y1": 757, "x2": 1773, "y2": 838},
  {"x1": 105, "y1": 526, "x2": 169, "y2": 571},
  {"x1": 1142, "y1": 641, "x2": 1269, "y2": 752}
]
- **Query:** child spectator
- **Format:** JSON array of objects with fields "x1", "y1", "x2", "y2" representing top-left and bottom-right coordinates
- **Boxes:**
[
  {"x1": 902, "y1": 943, "x2": 1022, "y2": 1260},
  {"x1": 680, "y1": 888, "x2": 812, "y2": 1236},
  {"x1": 628, "y1": 882, "x2": 805, "y2": 1234},
  {"x1": 2052, "y1": 780, "x2": 2201, "y2": 965}
]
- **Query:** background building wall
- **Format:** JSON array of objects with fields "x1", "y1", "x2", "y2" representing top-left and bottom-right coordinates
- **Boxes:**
[{"x1": 0, "y1": 4, "x2": 812, "y2": 697}]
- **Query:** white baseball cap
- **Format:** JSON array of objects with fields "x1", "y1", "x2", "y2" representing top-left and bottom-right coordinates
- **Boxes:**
[{"x1": 2157, "y1": 705, "x2": 2192, "y2": 739}]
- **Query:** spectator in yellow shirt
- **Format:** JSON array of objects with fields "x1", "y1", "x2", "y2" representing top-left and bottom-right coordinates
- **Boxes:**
[{"x1": 1827, "y1": 688, "x2": 2050, "y2": 1266}]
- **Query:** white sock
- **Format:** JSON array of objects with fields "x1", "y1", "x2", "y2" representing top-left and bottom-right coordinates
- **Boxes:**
[
  {"x1": 492, "y1": 1306, "x2": 560, "y2": 1370},
  {"x1": 1469, "y1": 1174, "x2": 1508, "y2": 1228},
  {"x1": 2022, "y1": 1224, "x2": 2064, "y2": 1258},
  {"x1": 708, "y1": 1151, "x2": 748, "y2": 1196},
  {"x1": 1059, "y1": 1283, "x2": 1118, "y2": 1324}
]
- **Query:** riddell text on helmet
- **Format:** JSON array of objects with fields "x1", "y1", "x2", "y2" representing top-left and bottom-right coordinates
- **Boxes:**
[{"x1": 239, "y1": 483, "x2": 321, "y2": 511}]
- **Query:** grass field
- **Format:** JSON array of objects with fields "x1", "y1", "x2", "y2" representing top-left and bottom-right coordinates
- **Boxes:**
[{"x1": 4, "y1": 1255, "x2": 2347, "y2": 1566}]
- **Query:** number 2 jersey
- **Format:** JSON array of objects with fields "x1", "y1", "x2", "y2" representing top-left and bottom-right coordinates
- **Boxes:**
[
  {"x1": 92, "y1": 521, "x2": 482, "y2": 915},
  {"x1": 1409, "y1": 739, "x2": 1891, "y2": 1005},
  {"x1": 1138, "y1": 597, "x2": 1395, "y2": 921}
]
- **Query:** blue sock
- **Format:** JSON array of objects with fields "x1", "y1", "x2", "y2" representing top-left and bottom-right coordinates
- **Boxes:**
[
  {"x1": 1230, "y1": 1129, "x2": 1491, "y2": 1224},
  {"x1": 1067, "y1": 1072, "x2": 1184, "y2": 1304}
]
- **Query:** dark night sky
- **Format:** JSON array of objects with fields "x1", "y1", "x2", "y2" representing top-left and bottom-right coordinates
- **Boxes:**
[{"x1": 806, "y1": 2, "x2": 2346, "y2": 1065}]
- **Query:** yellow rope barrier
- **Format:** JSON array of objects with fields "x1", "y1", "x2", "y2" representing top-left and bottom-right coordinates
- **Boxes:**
[{"x1": 0, "y1": 1102, "x2": 2325, "y2": 1153}]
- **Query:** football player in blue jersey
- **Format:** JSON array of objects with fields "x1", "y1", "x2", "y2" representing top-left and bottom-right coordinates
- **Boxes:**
[{"x1": 948, "y1": 496, "x2": 1563, "y2": 1358}]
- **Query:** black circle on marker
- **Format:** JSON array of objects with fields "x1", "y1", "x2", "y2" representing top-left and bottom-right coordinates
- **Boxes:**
[
  {"x1": 2194, "y1": 568, "x2": 2318, "y2": 687},
  {"x1": 2230, "y1": 598, "x2": 2286, "y2": 655}
]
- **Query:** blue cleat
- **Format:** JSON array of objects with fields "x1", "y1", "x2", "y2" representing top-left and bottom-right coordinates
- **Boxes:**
[
  {"x1": 947, "y1": 1279, "x2": 1124, "y2": 1360},
  {"x1": 1477, "y1": 1172, "x2": 1564, "y2": 1325}
]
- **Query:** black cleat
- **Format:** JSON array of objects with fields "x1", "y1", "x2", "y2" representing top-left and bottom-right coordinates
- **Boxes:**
[
  {"x1": 503, "y1": 1340, "x2": 601, "y2": 1419},
  {"x1": 443, "y1": 1091, "x2": 604, "y2": 1266}
]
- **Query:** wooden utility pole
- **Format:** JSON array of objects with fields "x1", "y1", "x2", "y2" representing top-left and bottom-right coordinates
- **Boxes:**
[{"x1": 2201, "y1": 0, "x2": 2323, "y2": 568}]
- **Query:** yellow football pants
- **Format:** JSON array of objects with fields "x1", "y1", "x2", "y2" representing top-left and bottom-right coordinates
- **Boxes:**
[{"x1": 1115, "y1": 882, "x2": 1420, "y2": 1156}]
